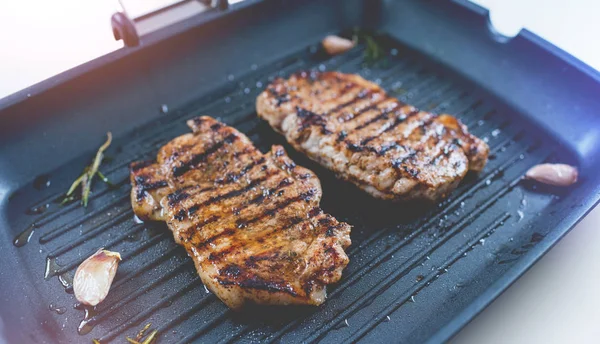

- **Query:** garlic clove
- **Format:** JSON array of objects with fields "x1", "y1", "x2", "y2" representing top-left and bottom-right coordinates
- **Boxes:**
[
  {"x1": 322, "y1": 35, "x2": 356, "y2": 55},
  {"x1": 74, "y1": 249, "x2": 121, "y2": 306},
  {"x1": 525, "y1": 163, "x2": 578, "y2": 187}
]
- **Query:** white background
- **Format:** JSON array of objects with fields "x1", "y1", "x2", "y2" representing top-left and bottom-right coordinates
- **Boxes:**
[{"x1": 0, "y1": 0, "x2": 598, "y2": 343}]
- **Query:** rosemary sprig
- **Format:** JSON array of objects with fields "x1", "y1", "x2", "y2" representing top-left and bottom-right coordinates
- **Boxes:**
[
  {"x1": 62, "y1": 132, "x2": 112, "y2": 207},
  {"x1": 136, "y1": 323, "x2": 152, "y2": 341},
  {"x1": 126, "y1": 323, "x2": 157, "y2": 344},
  {"x1": 141, "y1": 330, "x2": 158, "y2": 344},
  {"x1": 352, "y1": 29, "x2": 386, "y2": 64}
]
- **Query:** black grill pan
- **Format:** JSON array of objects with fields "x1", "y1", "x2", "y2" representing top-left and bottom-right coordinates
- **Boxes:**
[{"x1": 1, "y1": 0, "x2": 599, "y2": 343}]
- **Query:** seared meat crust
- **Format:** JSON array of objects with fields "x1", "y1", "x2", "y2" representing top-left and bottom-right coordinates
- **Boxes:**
[
  {"x1": 256, "y1": 71, "x2": 489, "y2": 201},
  {"x1": 130, "y1": 116, "x2": 351, "y2": 309}
]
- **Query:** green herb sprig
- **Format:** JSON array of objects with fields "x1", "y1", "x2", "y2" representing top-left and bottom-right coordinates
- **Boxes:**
[
  {"x1": 62, "y1": 132, "x2": 112, "y2": 207},
  {"x1": 352, "y1": 29, "x2": 386, "y2": 64},
  {"x1": 125, "y1": 323, "x2": 158, "y2": 344}
]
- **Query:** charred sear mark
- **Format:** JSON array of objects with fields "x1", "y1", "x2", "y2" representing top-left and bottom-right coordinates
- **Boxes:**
[
  {"x1": 296, "y1": 107, "x2": 331, "y2": 135},
  {"x1": 216, "y1": 157, "x2": 266, "y2": 184},
  {"x1": 391, "y1": 151, "x2": 418, "y2": 169},
  {"x1": 190, "y1": 117, "x2": 208, "y2": 128},
  {"x1": 274, "y1": 148, "x2": 285, "y2": 157},
  {"x1": 220, "y1": 264, "x2": 242, "y2": 277},
  {"x1": 217, "y1": 274, "x2": 299, "y2": 297},
  {"x1": 167, "y1": 187, "x2": 191, "y2": 206},
  {"x1": 245, "y1": 253, "x2": 278, "y2": 268},
  {"x1": 318, "y1": 216, "x2": 340, "y2": 237},
  {"x1": 324, "y1": 88, "x2": 372, "y2": 116},
  {"x1": 353, "y1": 104, "x2": 404, "y2": 131},
  {"x1": 186, "y1": 171, "x2": 278, "y2": 217},
  {"x1": 429, "y1": 142, "x2": 457, "y2": 166},
  {"x1": 133, "y1": 174, "x2": 168, "y2": 201},
  {"x1": 403, "y1": 165, "x2": 420, "y2": 178},
  {"x1": 308, "y1": 207, "x2": 323, "y2": 217},
  {"x1": 196, "y1": 228, "x2": 236, "y2": 249},
  {"x1": 174, "y1": 209, "x2": 187, "y2": 221},
  {"x1": 172, "y1": 133, "x2": 238, "y2": 177},
  {"x1": 210, "y1": 123, "x2": 223, "y2": 131},
  {"x1": 378, "y1": 142, "x2": 402, "y2": 155},
  {"x1": 338, "y1": 96, "x2": 390, "y2": 123},
  {"x1": 267, "y1": 87, "x2": 290, "y2": 106},
  {"x1": 236, "y1": 190, "x2": 316, "y2": 229}
]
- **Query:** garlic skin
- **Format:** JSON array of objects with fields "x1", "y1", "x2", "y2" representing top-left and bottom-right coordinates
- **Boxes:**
[
  {"x1": 74, "y1": 249, "x2": 121, "y2": 306},
  {"x1": 322, "y1": 35, "x2": 356, "y2": 55},
  {"x1": 525, "y1": 163, "x2": 578, "y2": 186}
]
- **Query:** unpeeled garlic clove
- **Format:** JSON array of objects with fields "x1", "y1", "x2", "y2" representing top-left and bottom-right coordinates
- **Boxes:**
[
  {"x1": 525, "y1": 163, "x2": 578, "y2": 186},
  {"x1": 322, "y1": 35, "x2": 356, "y2": 55},
  {"x1": 74, "y1": 249, "x2": 121, "y2": 306}
]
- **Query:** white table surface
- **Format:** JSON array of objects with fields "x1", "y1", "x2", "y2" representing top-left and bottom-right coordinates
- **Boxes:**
[{"x1": 0, "y1": 1, "x2": 598, "y2": 343}]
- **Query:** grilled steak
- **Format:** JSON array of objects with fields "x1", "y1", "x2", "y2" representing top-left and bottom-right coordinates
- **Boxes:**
[
  {"x1": 256, "y1": 71, "x2": 489, "y2": 202},
  {"x1": 130, "y1": 116, "x2": 351, "y2": 309}
]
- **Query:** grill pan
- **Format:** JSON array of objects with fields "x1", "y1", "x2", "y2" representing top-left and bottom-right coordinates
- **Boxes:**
[{"x1": 1, "y1": 0, "x2": 599, "y2": 343}]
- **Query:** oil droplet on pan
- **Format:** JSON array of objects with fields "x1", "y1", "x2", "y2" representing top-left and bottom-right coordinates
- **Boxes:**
[
  {"x1": 49, "y1": 303, "x2": 67, "y2": 315},
  {"x1": 33, "y1": 174, "x2": 51, "y2": 190},
  {"x1": 13, "y1": 224, "x2": 37, "y2": 247}
]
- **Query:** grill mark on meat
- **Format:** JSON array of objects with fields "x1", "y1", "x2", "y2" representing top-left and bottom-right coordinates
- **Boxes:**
[
  {"x1": 342, "y1": 109, "x2": 420, "y2": 154},
  {"x1": 388, "y1": 117, "x2": 447, "y2": 181},
  {"x1": 208, "y1": 216, "x2": 310, "y2": 263},
  {"x1": 209, "y1": 210, "x2": 318, "y2": 263},
  {"x1": 172, "y1": 133, "x2": 238, "y2": 177},
  {"x1": 195, "y1": 228, "x2": 236, "y2": 249},
  {"x1": 323, "y1": 89, "x2": 372, "y2": 115},
  {"x1": 244, "y1": 252, "x2": 281, "y2": 268},
  {"x1": 267, "y1": 87, "x2": 290, "y2": 106},
  {"x1": 180, "y1": 171, "x2": 278, "y2": 219},
  {"x1": 353, "y1": 102, "x2": 404, "y2": 131},
  {"x1": 167, "y1": 185, "x2": 216, "y2": 207},
  {"x1": 296, "y1": 107, "x2": 331, "y2": 136},
  {"x1": 133, "y1": 175, "x2": 169, "y2": 201},
  {"x1": 362, "y1": 109, "x2": 421, "y2": 145},
  {"x1": 216, "y1": 157, "x2": 267, "y2": 184},
  {"x1": 189, "y1": 117, "x2": 209, "y2": 129},
  {"x1": 336, "y1": 131, "x2": 347, "y2": 142},
  {"x1": 337, "y1": 95, "x2": 391, "y2": 123},
  {"x1": 167, "y1": 185, "x2": 194, "y2": 206},
  {"x1": 217, "y1": 273, "x2": 299, "y2": 297},
  {"x1": 236, "y1": 189, "x2": 316, "y2": 229},
  {"x1": 429, "y1": 142, "x2": 457, "y2": 166},
  {"x1": 186, "y1": 176, "x2": 297, "y2": 240},
  {"x1": 247, "y1": 211, "x2": 321, "y2": 251}
]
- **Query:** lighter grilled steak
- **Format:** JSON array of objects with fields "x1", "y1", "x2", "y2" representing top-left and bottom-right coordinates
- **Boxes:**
[
  {"x1": 256, "y1": 71, "x2": 489, "y2": 202},
  {"x1": 130, "y1": 116, "x2": 351, "y2": 309}
]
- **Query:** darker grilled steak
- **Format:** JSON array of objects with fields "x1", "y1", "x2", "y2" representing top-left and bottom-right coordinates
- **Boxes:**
[
  {"x1": 130, "y1": 116, "x2": 351, "y2": 309},
  {"x1": 256, "y1": 71, "x2": 489, "y2": 202}
]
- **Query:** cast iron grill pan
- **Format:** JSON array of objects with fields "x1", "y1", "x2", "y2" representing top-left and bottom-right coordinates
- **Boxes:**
[{"x1": 7, "y1": 35, "x2": 576, "y2": 343}]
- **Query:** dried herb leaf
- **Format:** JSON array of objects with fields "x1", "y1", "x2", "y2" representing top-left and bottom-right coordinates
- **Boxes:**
[
  {"x1": 65, "y1": 172, "x2": 87, "y2": 197},
  {"x1": 61, "y1": 133, "x2": 112, "y2": 207},
  {"x1": 141, "y1": 330, "x2": 158, "y2": 344},
  {"x1": 136, "y1": 323, "x2": 152, "y2": 341}
]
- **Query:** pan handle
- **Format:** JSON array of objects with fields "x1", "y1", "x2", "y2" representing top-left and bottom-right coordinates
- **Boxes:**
[{"x1": 111, "y1": 0, "x2": 229, "y2": 48}]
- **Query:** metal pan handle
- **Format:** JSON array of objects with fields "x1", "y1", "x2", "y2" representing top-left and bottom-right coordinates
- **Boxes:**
[{"x1": 111, "y1": 0, "x2": 229, "y2": 47}]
